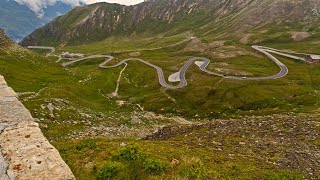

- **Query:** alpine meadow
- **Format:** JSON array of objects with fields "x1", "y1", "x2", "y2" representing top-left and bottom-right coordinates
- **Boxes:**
[{"x1": 1, "y1": 0, "x2": 320, "y2": 179}]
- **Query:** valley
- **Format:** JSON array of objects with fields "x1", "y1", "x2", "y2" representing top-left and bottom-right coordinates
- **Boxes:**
[
  {"x1": 1, "y1": 0, "x2": 320, "y2": 179},
  {"x1": 14, "y1": 34, "x2": 320, "y2": 179},
  {"x1": 29, "y1": 44, "x2": 311, "y2": 90}
]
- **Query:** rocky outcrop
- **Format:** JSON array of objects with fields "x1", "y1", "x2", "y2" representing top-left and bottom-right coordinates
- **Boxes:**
[
  {"x1": 0, "y1": 75, "x2": 75, "y2": 180},
  {"x1": 0, "y1": 29, "x2": 13, "y2": 46}
]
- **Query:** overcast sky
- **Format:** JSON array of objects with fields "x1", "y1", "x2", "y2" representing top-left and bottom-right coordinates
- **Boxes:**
[{"x1": 14, "y1": 0, "x2": 144, "y2": 18}]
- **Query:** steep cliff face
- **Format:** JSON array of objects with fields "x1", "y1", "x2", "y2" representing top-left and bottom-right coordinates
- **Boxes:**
[{"x1": 20, "y1": 0, "x2": 320, "y2": 46}]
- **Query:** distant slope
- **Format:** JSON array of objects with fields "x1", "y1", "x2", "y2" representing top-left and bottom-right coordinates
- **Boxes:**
[
  {"x1": 20, "y1": 0, "x2": 320, "y2": 46},
  {"x1": 0, "y1": 0, "x2": 75, "y2": 41},
  {"x1": 0, "y1": 28, "x2": 14, "y2": 45}
]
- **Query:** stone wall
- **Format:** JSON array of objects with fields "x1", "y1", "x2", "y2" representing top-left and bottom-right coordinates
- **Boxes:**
[{"x1": 0, "y1": 75, "x2": 75, "y2": 180}]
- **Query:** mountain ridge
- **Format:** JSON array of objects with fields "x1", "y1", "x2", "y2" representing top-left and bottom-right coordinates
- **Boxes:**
[
  {"x1": 0, "y1": 28, "x2": 14, "y2": 45},
  {"x1": 0, "y1": 0, "x2": 76, "y2": 41},
  {"x1": 20, "y1": 0, "x2": 320, "y2": 46}
]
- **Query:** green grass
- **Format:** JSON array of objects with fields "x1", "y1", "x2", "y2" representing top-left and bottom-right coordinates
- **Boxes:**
[
  {"x1": 1, "y1": 33, "x2": 320, "y2": 179},
  {"x1": 53, "y1": 137, "x2": 306, "y2": 180},
  {"x1": 0, "y1": 44, "x2": 135, "y2": 141},
  {"x1": 86, "y1": 42, "x2": 320, "y2": 118},
  {"x1": 58, "y1": 33, "x2": 189, "y2": 55},
  {"x1": 5, "y1": 35, "x2": 320, "y2": 120},
  {"x1": 29, "y1": 48, "x2": 52, "y2": 55}
]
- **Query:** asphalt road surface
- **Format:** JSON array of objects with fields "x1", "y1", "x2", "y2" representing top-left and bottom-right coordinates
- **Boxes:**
[
  {"x1": 27, "y1": 46, "x2": 55, "y2": 57},
  {"x1": 28, "y1": 45, "x2": 310, "y2": 89}
]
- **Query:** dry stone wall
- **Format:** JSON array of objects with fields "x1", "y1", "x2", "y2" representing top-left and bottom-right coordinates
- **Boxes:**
[{"x1": 0, "y1": 75, "x2": 75, "y2": 180}]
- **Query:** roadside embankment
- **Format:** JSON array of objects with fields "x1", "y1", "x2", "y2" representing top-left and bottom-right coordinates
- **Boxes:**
[{"x1": 0, "y1": 75, "x2": 75, "y2": 180}]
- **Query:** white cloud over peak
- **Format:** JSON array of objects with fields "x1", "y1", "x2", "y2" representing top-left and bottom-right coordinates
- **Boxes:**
[
  {"x1": 15, "y1": 0, "x2": 83, "y2": 17},
  {"x1": 15, "y1": 0, "x2": 144, "y2": 18}
]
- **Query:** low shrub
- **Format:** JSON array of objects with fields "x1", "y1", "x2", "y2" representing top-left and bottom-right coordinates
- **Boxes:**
[
  {"x1": 75, "y1": 139, "x2": 97, "y2": 151},
  {"x1": 111, "y1": 145, "x2": 171, "y2": 177},
  {"x1": 112, "y1": 145, "x2": 145, "y2": 162},
  {"x1": 95, "y1": 162, "x2": 122, "y2": 180},
  {"x1": 143, "y1": 158, "x2": 171, "y2": 175},
  {"x1": 178, "y1": 156, "x2": 209, "y2": 180},
  {"x1": 264, "y1": 171, "x2": 304, "y2": 180}
]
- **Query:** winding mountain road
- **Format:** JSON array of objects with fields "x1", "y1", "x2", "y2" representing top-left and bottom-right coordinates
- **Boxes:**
[
  {"x1": 27, "y1": 46, "x2": 55, "y2": 57},
  {"x1": 28, "y1": 45, "x2": 310, "y2": 89}
]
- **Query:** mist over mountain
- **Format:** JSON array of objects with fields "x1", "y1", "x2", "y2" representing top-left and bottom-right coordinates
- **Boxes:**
[
  {"x1": 14, "y1": 0, "x2": 85, "y2": 17},
  {"x1": 0, "y1": 0, "x2": 79, "y2": 41}
]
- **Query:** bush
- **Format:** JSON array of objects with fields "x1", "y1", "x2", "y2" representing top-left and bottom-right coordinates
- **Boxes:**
[
  {"x1": 179, "y1": 157, "x2": 209, "y2": 180},
  {"x1": 264, "y1": 171, "x2": 304, "y2": 180},
  {"x1": 143, "y1": 158, "x2": 171, "y2": 175},
  {"x1": 111, "y1": 145, "x2": 171, "y2": 177},
  {"x1": 112, "y1": 145, "x2": 145, "y2": 162},
  {"x1": 95, "y1": 162, "x2": 122, "y2": 180},
  {"x1": 181, "y1": 164, "x2": 209, "y2": 179},
  {"x1": 224, "y1": 40, "x2": 235, "y2": 45},
  {"x1": 75, "y1": 139, "x2": 97, "y2": 151}
]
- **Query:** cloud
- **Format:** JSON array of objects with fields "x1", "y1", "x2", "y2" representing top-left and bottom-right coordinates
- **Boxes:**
[
  {"x1": 14, "y1": 0, "x2": 84, "y2": 18},
  {"x1": 14, "y1": 0, "x2": 144, "y2": 18}
]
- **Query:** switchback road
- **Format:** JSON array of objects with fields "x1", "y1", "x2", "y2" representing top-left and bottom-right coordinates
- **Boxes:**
[{"x1": 28, "y1": 45, "x2": 310, "y2": 89}]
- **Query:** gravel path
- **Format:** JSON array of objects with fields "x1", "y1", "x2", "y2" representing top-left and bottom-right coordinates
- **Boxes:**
[{"x1": 112, "y1": 62, "x2": 128, "y2": 97}]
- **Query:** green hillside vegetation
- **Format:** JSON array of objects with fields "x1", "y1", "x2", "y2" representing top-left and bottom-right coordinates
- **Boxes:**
[
  {"x1": 51, "y1": 33, "x2": 320, "y2": 118},
  {"x1": 2, "y1": 31, "x2": 320, "y2": 178},
  {"x1": 2, "y1": 0, "x2": 320, "y2": 179}
]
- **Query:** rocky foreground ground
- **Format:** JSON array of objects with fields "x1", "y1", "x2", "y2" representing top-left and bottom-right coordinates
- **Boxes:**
[
  {"x1": 0, "y1": 75, "x2": 74, "y2": 180},
  {"x1": 144, "y1": 114, "x2": 320, "y2": 179}
]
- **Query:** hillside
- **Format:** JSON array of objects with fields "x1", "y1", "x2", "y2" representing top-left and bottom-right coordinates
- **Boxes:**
[
  {"x1": 0, "y1": 0, "x2": 75, "y2": 41},
  {"x1": 2, "y1": 0, "x2": 320, "y2": 179},
  {"x1": 0, "y1": 28, "x2": 14, "y2": 45},
  {"x1": 2, "y1": 32, "x2": 320, "y2": 179},
  {"x1": 20, "y1": 0, "x2": 320, "y2": 46}
]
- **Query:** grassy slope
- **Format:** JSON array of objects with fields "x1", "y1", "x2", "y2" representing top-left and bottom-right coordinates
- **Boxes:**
[
  {"x1": 58, "y1": 34, "x2": 189, "y2": 54},
  {"x1": 54, "y1": 113, "x2": 320, "y2": 179},
  {"x1": 2, "y1": 30, "x2": 320, "y2": 179},
  {"x1": 52, "y1": 34, "x2": 320, "y2": 179},
  {"x1": 0, "y1": 43, "x2": 135, "y2": 140},
  {"x1": 57, "y1": 33, "x2": 320, "y2": 118}
]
